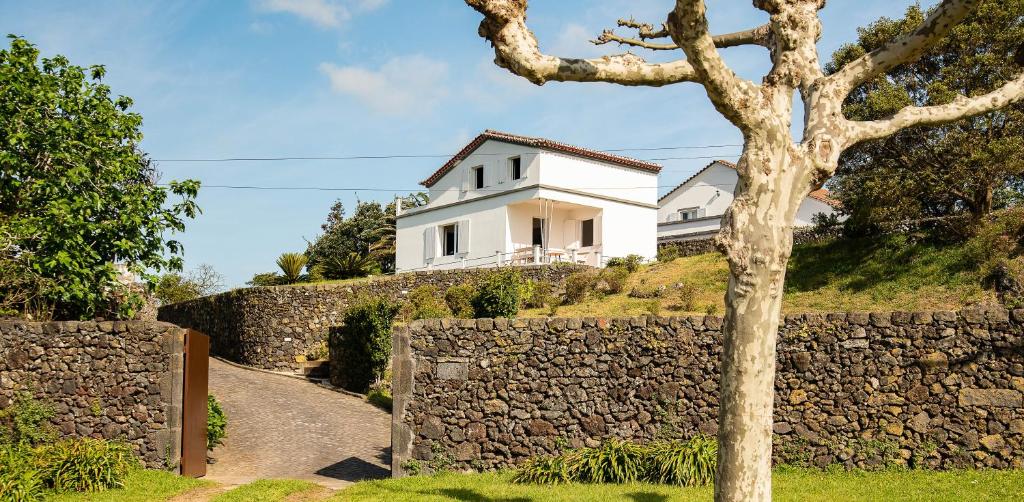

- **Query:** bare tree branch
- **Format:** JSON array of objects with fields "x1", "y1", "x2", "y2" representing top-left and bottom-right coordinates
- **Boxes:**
[
  {"x1": 827, "y1": 0, "x2": 980, "y2": 96},
  {"x1": 465, "y1": 0, "x2": 699, "y2": 86},
  {"x1": 617, "y1": 18, "x2": 670, "y2": 40},
  {"x1": 594, "y1": 24, "x2": 773, "y2": 51},
  {"x1": 845, "y1": 73, "x2": 1024, "y2": 144},
  {"x1": 667, "y1": 0, "x2": 760, "y2": 127}
]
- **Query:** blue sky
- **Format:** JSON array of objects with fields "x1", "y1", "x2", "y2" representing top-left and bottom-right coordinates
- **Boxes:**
[{"x1": 1, "y1": 0, "x2": 933, "y2": 287}]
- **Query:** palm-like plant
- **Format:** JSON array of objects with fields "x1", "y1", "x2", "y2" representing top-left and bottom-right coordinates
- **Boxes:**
[
  {"x1": 322, "y1": 252, "x2": 376, "y2": 280},
  {"x1": 275, "y1": 252, "x2": 308, "y2": 284}
]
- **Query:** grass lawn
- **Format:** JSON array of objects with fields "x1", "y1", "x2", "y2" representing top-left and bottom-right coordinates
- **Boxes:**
[
  {"x1": 210, "y1": 479, "x2": 321, "y2": 502},
  {"x1": 522, "y1": 234, "x2": 992, "y2": 318},
  {"x1": 44, "y1": 469, "x2": 212, "y2": 502},
  {"x1": 335, "y1": 469, "x2": 1024, "y2": 502}
]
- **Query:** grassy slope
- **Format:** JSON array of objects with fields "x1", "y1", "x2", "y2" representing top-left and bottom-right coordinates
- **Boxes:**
[
  {"x1": 335, "y1": 470, "x2": 1024, "y2": 502},
  {"x1": 523, "y1": 235, "x2": 992, "y2": 317}
]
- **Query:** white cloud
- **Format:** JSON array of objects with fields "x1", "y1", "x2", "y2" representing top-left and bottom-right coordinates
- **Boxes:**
[
  {"x1": 255, "y1": 0, "x2": 351, "y2": 28},
  {"x1": 319, "y1": 55, "x2": 449, "y2": 115}
]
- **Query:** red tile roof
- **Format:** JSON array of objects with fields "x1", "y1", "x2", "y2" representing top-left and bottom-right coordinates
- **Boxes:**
[
  {"x1": 419, "y1": 130, "x2": 663, "y2": 187},
  {"x1": 658, "y1": 159, "x2": 841, "y2": 208}
]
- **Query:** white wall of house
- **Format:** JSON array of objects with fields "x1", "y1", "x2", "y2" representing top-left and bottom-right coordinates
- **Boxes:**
[
  {"x1": 396, "y1": 138, "x2": 658, "y2": 272},
  {"x1": 657, "y1": 161, "x2": 838, "y2": 241}
]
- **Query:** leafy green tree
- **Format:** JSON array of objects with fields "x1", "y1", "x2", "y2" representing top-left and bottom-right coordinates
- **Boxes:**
[
  {"x1": 306, "y1": 193, "x2": 427, "y2": 277},
  {"x1": 827, "y1": 2, "x2": 1024, "y2": 234},
  {"x1": 0, "y1": 36, "x2": 200, "y2": 319},
  {"x1": 154, "y1": 264, "x2": 224, "y2": 305}
]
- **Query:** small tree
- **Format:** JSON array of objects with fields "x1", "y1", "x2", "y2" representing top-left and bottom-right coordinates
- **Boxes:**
[
  {"x1": 472, "y1": 268, "x2": 524, "y2": 318},
  {"x1": 462, "y1": 1, "x2": 1024, "y2": 500},
  {"x1": 0, "y1": 36, "x2": 200, "y2": 319},
  {"x1": 330, "y1": 296, "x2": 400, "y2": 393},
  {"x1": 154, "y1": 264, "x2": 224, "y2": 305}
]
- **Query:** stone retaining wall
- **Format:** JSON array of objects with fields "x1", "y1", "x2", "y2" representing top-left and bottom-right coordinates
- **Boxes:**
[
  {"x1": 0, "y1": 320, "x2": 186, "y2": 468},
  {"x1": 159, "y1": 265, "x2": 586, "y2": 371},
  {"x1": 658, "y1": 227, "x2": 840, "y2": 257},
  {"x1": 392, "y1": 307, "x2": 1024, "y2": 474}
]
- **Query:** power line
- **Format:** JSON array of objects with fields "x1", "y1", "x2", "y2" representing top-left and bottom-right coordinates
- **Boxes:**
[{"x1": 152, "y1": 146, "x2": 743, "y2": 163}]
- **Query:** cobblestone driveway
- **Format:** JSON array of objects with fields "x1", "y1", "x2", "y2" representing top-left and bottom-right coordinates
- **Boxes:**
[{"x1": 205, "y1": 359, "x2": 390, "y2": 489}]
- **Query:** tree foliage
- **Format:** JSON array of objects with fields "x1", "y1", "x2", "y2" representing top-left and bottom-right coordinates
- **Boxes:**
[
  {"x1": 0, "y1": 36, "x2": 200, "y2": 319},
  {"x1": 827, "y1": 2, "x2": 1024, "y2": 234},
  {"x1": 153, "y1": 264, "x2": 223, "y2": 305},
  {"x1": 276, "y1": 252, "x2": 308, "y2": 284},
  {"x1": 305, "y1": 193, "x2": 427, "y2": 278}
]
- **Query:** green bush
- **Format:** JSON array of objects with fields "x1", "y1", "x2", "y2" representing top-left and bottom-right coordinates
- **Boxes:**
[
  {"x1": 522, "y1": 280, "x2": 555, "y2": 309},
  {"x1": 606, "y1": 254, "x2": 644, "y2": 273},
  {"x1": 657, "y1": 246, "x2": 681, "y2": 263},
  {"x1": 564, "y1": 271, "x2": 598, "y2": 304},
  {"x1": 207, "y1": 395, "x2": 227, "y2": 452},
  {"x1": 471, "y1": 269, "x2": 524, "y2": 318},
  {"x1": 444, "y1": 284, "x2": 476, "y2": 319},
  {"x1": 37, "y1": 438, "x2": 138, "y2": 493},
  {"x1": 0, "y1": 393, "x2": 55, "y2": 447},
  {"x1": 402, "y1": 285, "x2": 452, "y2": 320},
  {"x1": 0, "y1": 444, "x2": 44, "y2": 502},
  {"x1": 646, "y1": 437, "x2": 717, "y2": 487},
  {"x1": 514, "y1": 437, "x2": 717, "y2": 487},
  {"x1": 330, "y1": 296, "x2": 400, "y2": 393},
  {"x1": 599, "y1": 267, "x2": 631, "y2": 294}
]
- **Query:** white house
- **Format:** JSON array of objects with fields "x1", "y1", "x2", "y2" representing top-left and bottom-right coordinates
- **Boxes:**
[
  {"x1": 657, "y1": 160, "x2": 840, "y2": 242},
  {"x1": 395, "y1": 130, "x2": 660, "y2": 273}
]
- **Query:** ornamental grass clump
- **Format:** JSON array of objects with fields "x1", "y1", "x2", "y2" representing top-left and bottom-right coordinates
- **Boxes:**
[
  {"x1": 37, "y1": 438, "x2": 139, "y2": 493},
  {"x1": 513, "y1": 437, "x2": 717, "y2": 487}
]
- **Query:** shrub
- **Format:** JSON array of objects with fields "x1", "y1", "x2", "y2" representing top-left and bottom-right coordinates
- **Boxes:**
[
  {"x1": 330, "y1": 296, "x2": 400, "y2": 393},
  {"x1": 207, "y1": 395, "x2": 227, "y2": 452},
  {"x1": 0, "y1": 393, "x2": 55, "y2": 447},
  {"x1": 606, "y1": 254, "x2": 644, "y2": 273},
  {"x1": 305, "y1": 341, "x2": 329, "y2": 361},
  {"x1": 471, "y1": 269, "x2": 524, "y2": 318},
  {"x1": 599, "y1": 267, "x2": 631, "y2": 294},
  {"x1": 367, "y1": 387, "x2": 393, "y2": 412},
  {"x1": 564, "y1": 271, "x2": 598, "y2": 304},
  {"x1": 646, "y1": 437, "x2": 717, "y2": 487},
  {"x1": 657, "y1": 246, "x2": 681, "y2": 263},
  {"x1": 514, "y1": 437, "x2": 717, "y2": 487},
  {"x1": 322, "y1": 252, "x2": 379, "y2": 280},
  {"x1": 444, "y1": 284, "x2": 476, "y2": 319},
  {"x1": 676, "y1": 282, "x2": 699, "y2": 312},
  {"x1": 0, "y1": 444, "x2": 44, "y2": 502},
  {"x1": 276, "y1": 253, "x2": 308, "y2": 284},
  {"x1": 628, "y1": 285, "x2": 662, "y2": 299},
  {"x1": 643, "y1": 299, "x2": 662, "y2": 316},
  {"x1": 247, "y1": 272, "x2": 282, "y2": 287},
  {"x1": 38, "y1": 438, "x2": 138, "y2": 493},
  {"x1": 522, "y1": 280, "x2": 555, "y2": 309},
  {"x1": 402, "y1": 285, "x2": 452, "y2": 321}
]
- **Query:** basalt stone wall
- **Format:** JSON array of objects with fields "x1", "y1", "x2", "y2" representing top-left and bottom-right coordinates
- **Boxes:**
[
  {"x1": 392, "y1": 307, "x2": 1024, "y2": 475},
  {"x1": 159, "y1": 265, "x2": 586, "y2": 371},
  {"x1": 658, "y1": 227, "x2": 840, "y2": 258},
  {"x1": 0, "y1": 320, "x2": 186, "y2": 469}
]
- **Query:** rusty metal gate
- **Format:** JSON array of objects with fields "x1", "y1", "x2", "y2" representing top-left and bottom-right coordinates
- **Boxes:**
[{"x1": 181, "y1": 329, "x2": 210, "y2": 477}]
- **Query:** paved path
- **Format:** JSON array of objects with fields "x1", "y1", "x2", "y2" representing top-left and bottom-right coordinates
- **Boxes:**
[{"x1": 205, "y1": 359, "x2": 391, "y2": 489}]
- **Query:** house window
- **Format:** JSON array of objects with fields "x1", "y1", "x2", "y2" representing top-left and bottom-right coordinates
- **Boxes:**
[
  {"x1": 509, "y1": 157, "x2": 522, "y2": 180},
  {"x1": 474, "y1": 166, "x2": 485, "y2": 189},
  {"x1": 679, "y1": 207, "x2": 701, "y2": 221},
  {"x1": 581, "y1": 219, "x2": 594, "y2": 247},
  {"x1": 442, "y1": 224, "x2": 458, "y2": 256},
  {"x1": 532, "y1": 218, "x2": 545, "y2": 247}
]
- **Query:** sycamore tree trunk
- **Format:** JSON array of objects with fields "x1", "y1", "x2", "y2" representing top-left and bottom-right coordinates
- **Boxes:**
[{"x1": 715, "y1": 132, "x2": 808, "y2": 500}]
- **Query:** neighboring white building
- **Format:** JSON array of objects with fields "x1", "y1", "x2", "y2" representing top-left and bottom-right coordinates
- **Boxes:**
[
  {"x1": 395, "y1": 130, "x2": 661, "y2": 273},
  {"x1": 657, "y1": 160, "x2": 840, "y2": 242}
]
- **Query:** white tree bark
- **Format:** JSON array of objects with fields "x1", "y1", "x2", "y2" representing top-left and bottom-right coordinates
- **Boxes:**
[{"x1": 462, "y1": 0, "x2": 1024, "y2": 500}]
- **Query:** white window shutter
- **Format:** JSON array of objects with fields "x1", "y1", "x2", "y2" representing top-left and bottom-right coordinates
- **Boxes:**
[
  {"x1": 461, "y1": 167, "x2": 469, "y2": 193},
  {"x1": 566, "y1": 219, "x2": 580, "y2": 248},
  {"x1": 424, "y1": 227, "x2": 435, "y2": 261},
  {"x1": 498, "y1": 159, "x2": 508, "y2": 184},
  {"x1": 457, "y1": 220, "x2": 471, "y2": 254}
]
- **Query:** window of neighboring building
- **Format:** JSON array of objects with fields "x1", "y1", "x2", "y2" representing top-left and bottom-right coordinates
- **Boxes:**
[
  {"x1": 581, "y1": 219, "x2": 594, "y2": 247},
  {"x1": 474, "y1": 166, "x2": 485, "y2": 189},
  {"x1": 679, "y1": 207, "x2": 701, "y2": 221},
  {"x1": 442, "y1": 224, "x2": 458, "y2": 256},
  {"x1": 509, "y1": 157, "x2": 522, "y2": 180},
  {"x1": 532, "y1": 218, "x2": 545, "y2": 246}
]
